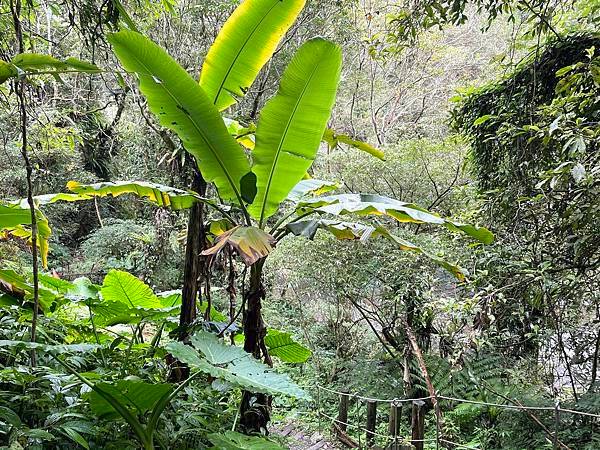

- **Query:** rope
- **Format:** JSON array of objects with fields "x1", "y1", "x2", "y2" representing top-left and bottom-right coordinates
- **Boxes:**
[
  {"x1": 313, "y1": 385, "x2": 600, "y2": 450},
  {"x1": 315, "y1": 385, "x2": 600, "y2": 419},
  {"x1": 438, "y1": 395, "x2": 555, "y2": 411},
  {"x1": 316, "y1": 384, "x2": 432, "y2": 403},
  {"x1": 440, "y1": 438, "x2": 481, "y2": 449},
  {"x1": 318, "y1": 411, "x2": 437, "y2": 442},
  {"x1": 556, "y1": 407, "x2": 600, "y2": 419}
]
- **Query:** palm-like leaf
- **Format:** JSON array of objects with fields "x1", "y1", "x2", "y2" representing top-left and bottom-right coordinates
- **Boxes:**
[
  {"x1": 66, "y1": 180, "x2": 209, "y2": 210},
  {"x1": 1, "y1": 204, "x2": 52, "y2": 268},
  {"x1": 296, "y1": 194, "x2": 494, "y2": 244},
  {"x1": 108, "y1": 30, "x2": 250, "y2": 204},
  {"x1": 286, "y1": 219, "x2": 468, "y2": 280},
  {"x1": 200, "y1": 0, "x2": 305, "y2": 111},
  {"x1": 249, "y1": 38, "x2": 342, "y2": 224}
]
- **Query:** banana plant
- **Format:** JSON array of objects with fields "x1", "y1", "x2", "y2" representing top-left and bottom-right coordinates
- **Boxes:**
[
  {"x1": 0, "y1": 0, "x2": 493, "y2": 434},
  {"x1": 103, "y1": 2, "x2": 493, "y2": 432}
]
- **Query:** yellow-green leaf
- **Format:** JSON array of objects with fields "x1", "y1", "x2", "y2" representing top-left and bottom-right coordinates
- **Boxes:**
[
  {"x1": 108, "y1": 30, "x2": 250, "y2": 203},
  {"x1": 249, "y1": 38, "x2": 342, "y2": 224},
  {"x1": 200, "y1": 0, "x2": 306, "y2": 111}
]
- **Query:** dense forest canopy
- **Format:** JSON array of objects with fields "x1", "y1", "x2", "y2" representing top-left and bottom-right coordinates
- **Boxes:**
[{"x1": 0, "y1": 0, "x2": 598, "y2": 449}]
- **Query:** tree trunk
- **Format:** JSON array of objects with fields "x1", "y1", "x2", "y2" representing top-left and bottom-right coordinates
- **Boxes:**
[
  {"x1": 240, "y1": 260, "x2": 272, "y2": 433},
  {"x1": 179, "y1": 170, "x2": 207, "y2": 338},
  {"x1": 169, "y1": 170, "x2": 207, "y2": 382},
  {"x1": 11, "y1": 0, "x2": 39, "y2": 368}
]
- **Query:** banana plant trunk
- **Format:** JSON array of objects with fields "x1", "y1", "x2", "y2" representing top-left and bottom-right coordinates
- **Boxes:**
[
  {"x1": 170, "y1": 171, "x2": 207, "y2": 382},
  {"x1": 179, "y1": 171, "x2": 207, "y2": 337},
  {"x1": 240, "y1": 259, "x2": 272, "y2": 433}
]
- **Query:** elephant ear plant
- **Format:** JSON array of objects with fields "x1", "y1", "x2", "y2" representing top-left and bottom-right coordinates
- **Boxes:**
[{"x1": 0, "y1": 273, "x2": 304, "y2": 450}]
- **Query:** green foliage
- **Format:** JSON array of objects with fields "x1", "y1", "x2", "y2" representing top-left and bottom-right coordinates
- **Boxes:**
[
  {"x1": 385, "y1": 0, "x2": 590, "y2": 49},
  {"x1": 78, "y1": 219, "x2": 157, "y2": 278},
  {"x1": 0, "y1": 53, "x2": 100, "y2": 84},
  {"x1": 3, "y1": 0, "x2": 597, "y2": 448},
  {"x1": 199, "y1": 0, "x2": 305, "y2": 111},
  {"x1": 88, "y1": 380, "x2": 173, "y2": 419},
  {"x1": 452, "y1": 33, "x2": 600, "y2": 194},
  {"x1": 100, "y1": 269, "x2": 162, "y2": 309},
  {"x1": 108, "y1": 30, "x2": 251, "y2": 204},
  {"x1": 249, "y1": 38, "x2": 342, "y2": 223},
  {"x1": 295, "y1": 193, "x2": 493, "y2": 243},
  {"x1": 0, "y1": 204, "x2": 51, "y2": 268},
  {"x1": 207, "y1": 431, "x2": 286, "y2": 450},
  {"x1": 322, "y1": 128, "x2": 385, "y2": 161},
  {"x1": 264, "y1": 330, "x2": 312, "y2": 363},
  {"x1": 166, "y1": 331, "x2": 309, "y2": 399},
  {"x1": 286, "y1": 218, "x2": 469, "y2": 279}
]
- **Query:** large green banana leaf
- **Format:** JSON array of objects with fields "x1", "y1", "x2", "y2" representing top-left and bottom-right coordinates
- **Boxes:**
[
  {"x1": 249, "y1": 38, "x2": 342, "y2": 224},
  {"x1": 295, "y1": 193, "x2": 494, "y2": 244},
  {"x1": 286, "y1": 219, "x2": 468, "y2": 280},
  {"x1": 66, "y1": 180, "x2": 208, "y2": 210},
  {"x1": 200, "y1": 0, "x2": 305, "y2": 111},
  {"x1": 108, "y1": 30, "x2": 250, "y2": 204}
]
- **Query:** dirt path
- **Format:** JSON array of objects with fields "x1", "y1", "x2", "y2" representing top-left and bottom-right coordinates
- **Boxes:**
[{"x1": 272, "y1": 421, "x2": 342, "y2": 450}]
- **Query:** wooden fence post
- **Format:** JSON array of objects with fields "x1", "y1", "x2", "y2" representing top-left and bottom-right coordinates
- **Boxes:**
[
  {"x1": 336, "y1": 391, "x2": 350, "y2": 432},
  {"x1": 411, "y1": 400, "x2": 425, "y2": 450},
  {"x1": 366, "y1": 400, "x2": 377, "y2": 447},
  {"x1": 389, "y1": 399, "x2": 401, "y2": 439}
]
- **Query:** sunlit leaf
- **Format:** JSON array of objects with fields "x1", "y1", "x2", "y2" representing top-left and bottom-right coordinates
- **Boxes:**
[
  {"x1": 249, "y1": 38, "x2": 342, "y2": 223},
  {"x1": 200, "y1": 0, "x2": 305, "y2": 111},
  {"x1": 108, "y1": 30, "x2": 250, "y2": 203},
  {"x1": 0, "y1": 204, "x2": 52, "y2": 268},
  {"x1": 100, "y1": 270, "x2": 162, "y2": 309},
  {"x1": 264, "y1": 329, "x2": 311, "y2": 363}
]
